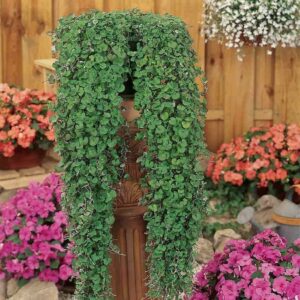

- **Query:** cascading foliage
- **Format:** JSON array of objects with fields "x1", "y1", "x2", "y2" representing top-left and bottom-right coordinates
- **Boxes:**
[{"x1": 52, "y1": 10, "x2": 207, "y2": 300}]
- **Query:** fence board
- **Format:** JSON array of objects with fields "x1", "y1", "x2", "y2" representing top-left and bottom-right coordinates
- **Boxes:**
[
  {"x1": 54, "y1": 0, "x2": 104, "y2": 22},
  {"x1": 254, "y1": 48, "x2": 274, "y2": 127},
  {"x1": 21, "y1": 0, "x2": 53, "y2": 89},
  {"x1": 274, "y1": 48, "x2": 300, "y2": 125},
  {"x1": 223, "y1": 46, "x2": 255, "y2": 141},
  {"x1": 1, "y1": 0, "x2": 22, "y2": 86}
]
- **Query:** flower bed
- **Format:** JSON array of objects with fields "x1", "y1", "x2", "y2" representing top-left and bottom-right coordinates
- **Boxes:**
[
  {"x1": 0, "y1": 173, "x2": 74, "y2": 285},
  {"x1": 206, "y1": 124, "x2": 300, "y2": 213},
  {"x1": 0, "y1": 83, "x2": 55, "y2": 158},
  {"x1": 191, "y1": 230, "x2": 300, "y2": 299}
]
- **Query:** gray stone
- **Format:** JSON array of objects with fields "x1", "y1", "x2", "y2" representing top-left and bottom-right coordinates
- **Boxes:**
[
  {"x1": 214, "y1": 229, "x2": 241, "y2": 253},
  {"x1": 194, "y1": 238, "x2": 214, "y2": 264},
  {"x1": 9, "y1": 278, "x2": 58, "y2": 300},
  {"x1": 255, "y1": 195, "x2": 281, "y2": 212}
]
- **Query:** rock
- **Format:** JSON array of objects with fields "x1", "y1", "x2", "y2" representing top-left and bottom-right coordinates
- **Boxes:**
[
  {"x1": 214, "y1": 229, "x2": 241, "y2": 253},
  {"x1": 0, "y1": 279, "x2": 6, "y2": 300},
  {"x1": 255, "y1": 195, "x2": 281, "y2": 212},
  {"x1": 197, "y1": 152, "x2": 213, "y2": 171},
  {"x1": 237, "y1": 206, "x2": 255, "y2": 224},
  {"x1": 194, "y1": 238, "x2": 214, "y2": 264},
  {"x1": 9, "y1": 278, "x2": 58, "y2": 300},
  {"x1": 7, "y1": 279, "x2": 19, "y2": 298},
  {"x1": 253, "y1": 209, "x2": 278, "y2": 230},
  {"x1": 0, "y1": 189, "x2": 18, "y2": 204}
]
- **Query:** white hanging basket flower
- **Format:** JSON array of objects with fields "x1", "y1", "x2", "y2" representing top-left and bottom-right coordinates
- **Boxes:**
[{"x1": 203, "y1": 0, "x2": 300, "y2": 60}]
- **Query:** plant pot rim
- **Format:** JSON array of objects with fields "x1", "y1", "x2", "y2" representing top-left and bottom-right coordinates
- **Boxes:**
[{"x1": 272, "y1": 213, "x2": 300, "y2": 226}]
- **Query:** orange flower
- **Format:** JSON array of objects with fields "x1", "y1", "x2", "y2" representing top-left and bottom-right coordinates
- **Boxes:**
[
  {"x1": 0, "y1": 115, "x2": 5, "y2": 129},
  {"x1": 0, "y1": 131, "x2": 8, "y2": 141},
  {"x1": 7, "y1": 115, "x2": 21, "y2": 126},
  {"x1": 276, "y1": 168, "x2": 288, "y2": 181},
  {"x1": 0, "y1": 142, "x2": 15, "y2": 157},
  {"x1": 45, "y1": 129, "x2": 55, "y2": 141},
  {"x1": 224, "y1": 171, "x2": 243, "y2": 186}
]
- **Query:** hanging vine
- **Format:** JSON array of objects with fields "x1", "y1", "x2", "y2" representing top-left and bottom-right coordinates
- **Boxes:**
[
  {"x1": 132, "y1": 13, "x2": 207, "y2": 299},
  {"x1": 53, "y1": 10, "x2": 207, "y2": 300},
  {"x1": 52, "y1": 11, "x2": 130, "y2": 299}
]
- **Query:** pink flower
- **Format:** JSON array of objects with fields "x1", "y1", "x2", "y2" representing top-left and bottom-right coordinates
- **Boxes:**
[
  {"x1": 218, "y1": 280, "x2": 239, "y2": 300},
  {"x1": 292, "y1": 254, "x2": 300, "y2": 268},
  {"x1": 26, "y1": 256, "x2": 39, "y2": 270},
  {"x1": 265, "y1": 294, "x2": 282, "y2": 300},
  {"x1": 244, "y1": 278, "x2": 271, "y2": 299},
  {"x1": 39, "y1": 268, "x2": 59, "y2": 283},
  {"x1": 286, "y1": 276, "x2": 300, "y2": 298},
  {"x1": 19, "y1": 227, "x2": 31, "y2": 242},
  {"x1": 54, "y1": 211, "x2": 68, "y2": 226},
  {"x1": 272, "y1": 276, "x2": 288, "y2": 295},
  {"x1": 59, "y1": 264, "x2": 73, "y2": 281}
]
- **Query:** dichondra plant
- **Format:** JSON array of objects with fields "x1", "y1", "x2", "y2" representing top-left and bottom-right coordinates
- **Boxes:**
[{"x1": 53, "y1": 10, "x2": 206, "y2": 299}]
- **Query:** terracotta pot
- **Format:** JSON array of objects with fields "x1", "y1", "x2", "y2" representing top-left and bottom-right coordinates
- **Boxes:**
[
  {"x1": 0, "y1": 147, "x2": 46, "y2": 170},
  {"x1": 110, "y1": 96, "x2": 148, "y2": 299}
]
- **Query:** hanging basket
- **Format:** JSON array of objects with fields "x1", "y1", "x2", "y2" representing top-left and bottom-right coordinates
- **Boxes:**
[{"x1": 0, "y1": 147, "x2": 46, "y2": 170}]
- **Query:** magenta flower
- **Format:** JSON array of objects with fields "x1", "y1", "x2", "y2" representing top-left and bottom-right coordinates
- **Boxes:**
[
  {"x1": 273, "y1": 276, "x2": 288, "y2": 295},
  {"x1": 0, "y1": 174, "x2": 75, "y2": 284},
  {"x1": 59, "y1": 264, "x2": 73, "y2": 281},
  {"x1": 292, "y1": 254, "x2": 300, "y2": 268},
  {"x1": 190, "y1": 230, "x2": 300, "y2": 300},
  {"x1": 218, "y1": 280, "x2": 239, "y2": 300}
]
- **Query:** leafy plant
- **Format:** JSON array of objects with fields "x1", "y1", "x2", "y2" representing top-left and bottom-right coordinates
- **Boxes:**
[{"x1": 52, "y1": 10, "x2": 207, "y2": 299}]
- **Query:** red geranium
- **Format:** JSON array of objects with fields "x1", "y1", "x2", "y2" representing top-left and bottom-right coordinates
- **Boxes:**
[{"x1": 0, "y1": 83, "x2": 55, "y2": 157}]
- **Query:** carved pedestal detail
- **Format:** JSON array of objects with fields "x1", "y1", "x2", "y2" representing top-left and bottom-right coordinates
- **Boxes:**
[{"x1": 110, "y1": 99, "x2": 148, "y2": 299}]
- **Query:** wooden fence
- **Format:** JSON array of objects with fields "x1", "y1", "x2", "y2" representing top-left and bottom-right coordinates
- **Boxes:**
[{"x1": 0, "y1": 0, "x2": 299, "y2": 151}]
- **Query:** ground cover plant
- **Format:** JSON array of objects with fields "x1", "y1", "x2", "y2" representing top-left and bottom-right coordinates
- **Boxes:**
[{"x1": 53, "y1": 9, "x2": 207, "y2": 300}]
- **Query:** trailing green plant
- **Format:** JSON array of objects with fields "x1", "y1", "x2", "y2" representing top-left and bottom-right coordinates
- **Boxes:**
[{"x1": 52, "y1": 9, "x2": 207, "y2": 300}]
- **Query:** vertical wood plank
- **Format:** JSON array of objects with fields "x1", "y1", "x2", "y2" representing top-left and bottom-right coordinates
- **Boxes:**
[
  {"x1": 155, "y1": 0, "x2": 202, "y2": 64},
  {"x1": 53, "y1": 0, "x2": 104, "y2": 23},
  {"x1": 274, "y1": 48, "x2": 300, "y2": 125},
  {"x1": 255, "y1": 48, "x2": 274, "y2": 127},
  {"x1": 205, "y1": 41, "x2": 225, "y2": 151},
  {"x1": 1, "y1": 0, "x2": 23, "y2": 85},
  {"x1": 21, "y1": 0, "x2": 53, "y2": 89},
  {"x1": 0, "y1": 0, "x2": 2, "y2": 82},
  {"x1": 223, "y1": 46, "x2": 255, "y2": 141},
  {"x1": 104, "y1": 0, "x2": 154, "y2": 12}
]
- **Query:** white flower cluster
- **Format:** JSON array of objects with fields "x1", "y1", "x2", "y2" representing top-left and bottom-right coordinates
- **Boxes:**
[{"x1": 203, "y1": 0, "x2": 300, "y2": 59}]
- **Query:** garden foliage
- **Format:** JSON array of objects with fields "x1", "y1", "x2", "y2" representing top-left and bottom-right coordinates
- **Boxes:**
[
  {"x1": 0, "y1": 174, "x2": 74, "y2": 285},
  {"x1": 53, "y1": 10, "x2": 207, "y2": 299}
]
